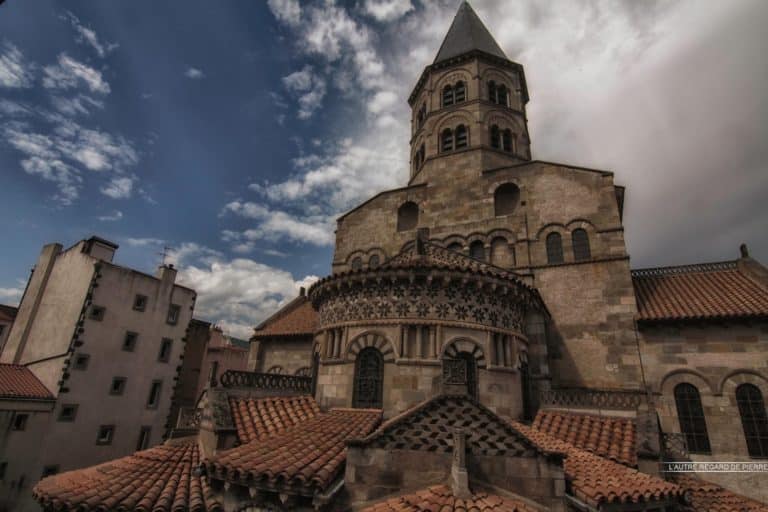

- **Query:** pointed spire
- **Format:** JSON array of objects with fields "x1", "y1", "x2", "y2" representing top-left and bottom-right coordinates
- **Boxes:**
[{"x1": 433, "y1": 1, "x2": 507, "y2": 64}]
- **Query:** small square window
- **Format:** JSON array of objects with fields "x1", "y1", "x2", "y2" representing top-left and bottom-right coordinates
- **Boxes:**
[
  {"x1": 12, "y1": 414, "x2": 28, "y2": 431},
  {"x1": 41, "y1": 465, "x2": 59, "y2": 478},
  {"x1": 96, "y1": 425, "x2": 115, "y2": 445},
  {"x1": 146, "y1": 380, "x2": 162, "y2": 409},
  {"x1": 109, "y1": 377, "x2": 127, "y2": 396},
  {"x1": 73, "y1": 354, "x2": 90, "y2": 370},
  {"x1": 58, "y1": 404, "x2": 78, "y2": 422},
  {"x1": 89, "y1": 305, "x2": 105, "y2": 321},
  {"x1": 158, "y1": 338, "x2": 173, "y2": 363},
  {"x1": 166, "y1": 304, "x2": 180, "y2": 325},
  {"x1": 136, "y1": 426, "x2": 152, "y2": 451},
  {"x1": 123, "y1": 332, "x2": 138, "y2": 352},
  {"x1": 133, "y1": 294, "x2": 148, "y2": 312}
]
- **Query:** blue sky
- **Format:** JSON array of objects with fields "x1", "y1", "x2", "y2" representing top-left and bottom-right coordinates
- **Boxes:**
[{"x1": 1, "y1": 0, "x2": 767, "y2": 337}]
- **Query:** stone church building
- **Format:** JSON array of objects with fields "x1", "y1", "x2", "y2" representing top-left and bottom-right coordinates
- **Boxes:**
[{"x1": 31, "y1": 3, "x2": 768, "y2": 511}]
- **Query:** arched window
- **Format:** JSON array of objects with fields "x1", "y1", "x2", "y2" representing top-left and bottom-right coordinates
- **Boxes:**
[
  {"x1": 454, "y1": 81, "x2": 466, "y2": 103},
  {"x1": 490, "y1": 125, "x2": 500, "y2": 149},
  {"x1": 417, "y1": 103, "x2": 426, "y2": 127},
  {"x1": 369, "y1": 254, "x2": 380, "y2": 268},
  {"x1": 397, "y1": 201, "x2": 419, "y2": 232},
  {"x1": 419, "y1": 143, "x2": 425, "y2": 167},
  {"x1": 487, "y1": 81, "x2": 496, "y2": 102},
  {"x1": 497, "y1": 84, "x2": 508, "y2": 106},
  {"x1": 455, "y1": 125, "x2": 468, "y2": 149},
  {"x1": 736, "y1": 384, "x2": 768, "y2": 458},
  {"x1": 469, "y1": 240, "x2": 485, "y2": 261},
  {"x1": 572, "y1": 229, "x2": 591, "y2": 261},
  {"x1": 447, "y1": 242, "x2": 463, "y2": 252},
  {"x1": 494, "y1": 183, "x2": 520, "y2": 216},
  {"x1": 490, "y1": 237, "x2": 514, "y2": 267},
  {"x1": 442, "y1": 85, "x2": 454, "y2": 107},
  {"x1": 441, "y1": 128, "x2": 454, "y2": 152},
  {"x1": 266, "y1": 365, "x2": 283, "y2": 374},
  {"x1": 546, "y1": 232, "x2": 564, "y2": 264},
  {"x1": 351, "y1": 257, "x2": 363, "y2": 271},
  {"x1": 511, "y1": 133, "x2": 518, "y2": 154},
  {"x1": 295, "y1": 367, "x2": 311, "y2": 377},
  {"x1": 675, "y1": 383, "x2": 711, "y2": 454},
  {"x1": 501, "y1": 129, "x2": 512, "y2": 152},
  {"x1": 353, "y1": 347, "x2": 384, "y2": 409}
]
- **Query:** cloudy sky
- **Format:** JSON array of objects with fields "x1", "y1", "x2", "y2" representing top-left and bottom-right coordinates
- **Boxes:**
[{"x1": 1, "y1": 0, "x2": 766, "y2": 338}]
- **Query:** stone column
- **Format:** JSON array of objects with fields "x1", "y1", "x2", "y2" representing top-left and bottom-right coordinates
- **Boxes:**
[{"x1": 451, "y1": 429, "x2": 470, "y2": 498}]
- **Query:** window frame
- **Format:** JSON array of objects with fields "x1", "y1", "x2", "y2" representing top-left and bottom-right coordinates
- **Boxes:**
[
  {"x1": 58, "y1": 404, "x2": 78, "y2": 422},
  {"x1": 454, "y1": 124, "x2": 468, "y2": 149},
  {"x1": 136, "y1": 426, "x2": 152, "y2": 451},
  {"x1": 158, "y1": 338, "x2": 173, "y2": 363},
  {"x1": 441, "y1": 128, "x2": 454, "y2": 152},
  {"x1": 96, "y1": 425, "x2": 115, "y2": 446},
  {"x1": 89, "y1": 305, "x2": 105, "y2": 321},
  {"x1": 109, "y1": 376, "x2": 127, "y2": 396},
  {"x1": 454, "y1": 81, "x2": 466, "y2": 103},
  {"x1": 736, "y1": 383, "x2": 768, "y2": 458},
  {"x1": 72, "y1": 353, "x2": 90, "y2": 370},
  {"x1": 146, "y1": 380, "x2": 162, "y2": 409},
  {"x1": 122, "y1": 331, "x2": 138, "y2": 352},
  {"x1": 674, "y1": 383, "x2": 712, "y2": 455},
  {"x1": 133, "y1": 294, "x2": 148, "y2": 312},
  {"x1": 442, "y1": 85, "x2": 454, "y2": 107},
  {"x1": 166, "y1": 304, "x2": 181, "y2": 325},
  {"x1": 12, "y1": 413, "x2": 28, "y2": 431},
  {"x1": 352, "y1": 347, "x2": 384, "y2": 409},
  {"x1": 572, "y1": 228, "x2": 592, "y2": 261},
  {"x1": 545, "y1": 232, "x2": 564, "y2": 264}
]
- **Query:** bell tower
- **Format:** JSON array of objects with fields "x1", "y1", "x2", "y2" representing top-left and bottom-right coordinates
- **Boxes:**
[{"x1": 408, "y1": 1, "x2": 531, "y2": 185}]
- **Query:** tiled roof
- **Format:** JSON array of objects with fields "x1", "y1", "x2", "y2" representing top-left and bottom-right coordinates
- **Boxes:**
[
  {"x1": 252, "y1": 296, "x2": 318, "y2": 337},
  {"x1": 433, "y1": 1, "x2": 508, "y2": 64},
  {"x1": 34, "y1": 439, "x2": 222, "y2": 512},
  {"x1": 512, "y1": 421, "x2": 682, "y2": 508},
  {"x1": 363, "y1": 484, "x2": 537, "y2": 512},
  {"x1": 0, "y1": 363, "x2": 54, "y2": 400},
  {"x1": 206, "y1": 408, "x2": 381, "y2": 494},
  {"x1": 229, "y1": 395, "x2": 320, "y2": 444},
  {"x1": 674, "y1": 475, "x2": 768, "y2": 512},
  {"x1": 533, "y1": 410, "x2": 637, "y2": 466},
  {"x1": 632, "y1": 261, "x2": 768, "y2": 322}
]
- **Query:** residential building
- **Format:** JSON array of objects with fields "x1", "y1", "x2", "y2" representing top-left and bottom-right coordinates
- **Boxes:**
[{"x1": 0, "y1": 304, "x2": 17, "y2": 356}]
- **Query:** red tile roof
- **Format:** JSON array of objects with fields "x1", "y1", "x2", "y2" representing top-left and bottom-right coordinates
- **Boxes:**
[
  {"x1": 632, "y1": 261, "x2": 768, "y2": 322},
  {"x1": 252, "y1": 296, "x2": 318, "y2": 337},
  {"x1": 229, "y1": 395, "x2": 320, "y2": 443},
  {"x1": 674, "y1": 475, "x2": 768, "y2": 512},
  {"x1": 533, "y1": 410, "x2": 637, "y2": 466},
  {"x1": 34, "y1": 439, "x2": 222, "y2": 512},
  {"x1": 362, "y1": 484, "x2": 538, "y2": 512},
  {"x1": 206, "y1": 407, "x2": 381, "y2": 494},
  {"x1": 512, "y1": 421, "x2": 682, "y2": 508},
  {"x1": 0, "y1": 363, "x2": 53, "y2": 400}
]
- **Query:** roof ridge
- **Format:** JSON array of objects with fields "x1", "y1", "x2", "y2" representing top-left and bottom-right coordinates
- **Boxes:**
[
  {"x1": 254, "y1": 294, "x2": 308, "y2": 331},
  {"x1": 631, "y1": 260, "x2": 737, "y2": 277}
]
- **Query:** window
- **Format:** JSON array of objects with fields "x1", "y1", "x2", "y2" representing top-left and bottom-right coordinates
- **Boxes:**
[
  {"x1": 166, "y1": 304, "x2": 180, "y2": 325},
  {"x1": 0, "y1": 325, "x2": 4, "y2": 338},
  {"x1": 12, "y1": 413, "x2": 28, "y2": 431},
  {"x1": 442, "y1": 85, "x2": 454, "y2": 107},
  {"x1": 417, "y1": 103, "x2": 426, "y2": 128},
  {"x1": 455, "y1": 125, "x2": 468, "y2": 149},
  {"x1": 89, "y1": 305, "x2": 105, "y2": 321},
  {"x1": 41, "y1": 465, "x2": 59, "y2": 478},
  {"x1": 0, "y1": 462, "x2": 6, "y2": 480},
  {"x1": 109, "y1": 377, "x2": 126, "y2": 396},
  {"x1": 502, "y1": 129, "x2": 512, "y2": 152},
  {"x1": 490, "y1": 237, "x2": 515, "y2": 267},
  {"x1": 546, "y1": 232, "x2": 564, "y2": 264},
  {"x1": 674, "y1": 383, "x2": 711, "y2": 454},
  {"x1": 447, "y1": 242, "x2": 463, "y2": 252},
  {"x1": 137, "y1": 426, "x2": 152, "y2": 451},
  {"x1": 369, "y1": 255, "x2": 380, "y2": 269},
  {"x1": 469, "y1": 241, "x2": 485, "y2": 261},
  {"x1": 497, "y1": 84, "x2": 508, "y2": 106},
  {"x1": 96, "y1": 425, "x2": 115, "y2": 445},
  {"x1": 572, "y1": 229, "x2": 591, "y2": 261},
  {"x1": 73, "y1": 353, "x2": 90, "y2": 370},
  {"x1": 266, "y1": 365, "x2": 284, "y2": 374},
  {"x1": 487, "y1": 80, "x2": 496, "y2": 102},
  {"x1": 353, "y1": 347, "x2": 384, "y2": 409},
  {"x1": 397, "y1": 201, "x2": 419, "y2": 232},
  {"x1": 351, "y1": 257, "x2": 363, "y2": 271},
  {"x1": 736, "y1": 384, "x2": 768, "y2": 458},
  {"x1": 58, "y1": 404, "x2": 78, "y2": 422},
  {"x1": 454, "y1": 81, "x2": 466, "y2": 103},
  {"x1": 158, "y1": 338, "x2": 173, "y2": 362},
  {"x1": 146, "y1": 380, "x2": 162, "y2": 409},
  {"x1": 133, "y1": 294, "x2": 148, "y2": 311},
  {"x1": 295, "y1": 367, "x2": 312, "y2": 377},
  {"x1": 494, "y1": 183, "x2": 520, "y2": 216},
  {"x1": 490, "y1": 125, "x2": 500, "y2": 149},
  {"x1": 123, "y1": 331, "x2": 138, "y2": 352},
  {"x1": 441, "y1": 128, "x2": 453, "y2": 152},
  {"x1": 209, "y1": 361, "x2": 219, "y2": 387}
]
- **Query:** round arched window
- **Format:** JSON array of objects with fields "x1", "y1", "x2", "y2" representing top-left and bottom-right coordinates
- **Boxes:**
[
  {"x1": 494, "y1": 183, "x2": 520, "y2": 216},
  {"x1": 397, "y1": 201, "x2": 419, "y2": 231},
  {"x1": 369, "y1": 254, "x2": 380, "y2": 268}
]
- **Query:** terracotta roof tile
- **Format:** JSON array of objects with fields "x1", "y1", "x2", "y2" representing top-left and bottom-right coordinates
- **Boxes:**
[
  {"x1": 674, "y1": 475, "x2": 768, "y2": 512},
  {"x1": 206, "y1": 408, "x2": 381, "y2": 494},
  {"x1": 512, "y1": 421, "x2": 682, "y2": 508},
  {"x1": 632, "y1": 262, "x2": 768, "y2": 322},
  {"x1": 0, "y1": 363, "x2": 53, "y2": 400},
  {"x1": 33, "y1": 439, "x2": 222, "y2": 512},
  {"x1": 363, "y1": 484, "x2": 537, "y2": 512},
  {"x1": 252, "y1": 296, "x2": 318, "y2": 337},
  {"x1": 533, "y1": 410, "x2": 637, "y2": 466},
  {"x1": 229, "y1": 395, "x2": 320, "y2": 443}
]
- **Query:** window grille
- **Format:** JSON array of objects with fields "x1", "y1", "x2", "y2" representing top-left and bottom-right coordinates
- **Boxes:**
[
  {"x1": 455, "y1": 125, "x2": 468, "y2": 149},
  {"x1": 675, "y1": 383, "x2": 711, "y2": 454},
  {"x1": 546, "y1": 232, "x2": 564, "y2": 264},
  {"x1": 441, "y1": 129, "x2": 453, "y2": 152},
  {"x1": 736, "y1": 384, "x2": 768, "y2": 458},
  {"x1": 454, "y1": 81, "x2": 466, "y2": 103},
  {"x1": 353, "y1": 347, "x2": 384, "y2": 409},
  {"x1": 572, "y1": 229, "x2": 591, "y2": 261}
]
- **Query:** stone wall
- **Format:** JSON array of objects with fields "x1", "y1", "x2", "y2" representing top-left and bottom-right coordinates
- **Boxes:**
[{"x1": 252, "y1": 335, "x2": 313, "y2": 375}]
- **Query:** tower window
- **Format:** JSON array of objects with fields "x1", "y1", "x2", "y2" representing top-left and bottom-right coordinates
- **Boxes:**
[
  {"x1": 455, "y1": 125, "x2": 468, "y2": 149},
  {"x1": 497, "y1": 84, "x2": 509, "y2": 106},
  {"x1": 417, "y1": 103, "x2": 426, "y2": 128},
  {"x1": 454, "y1": 81, "x2": 466, "y2": 103},
  {"x1": 502, "y1": 129, "x2": 512, "y2": 152},
  {"x1": 397, "y1": 201, "x2": 419, "y2": 232},
  {"x1": 369, "y1": 254, "x2": 380, "y2": 268},
  {"x1": 490, "y1": 125, "x2": 500, "y2": 149},
  {"x1": 351, "y1": 257, "x2": 363, "y2": 271},
  {"x1": 441, "y1": 128, "x2": 454, "y2": 152},
  {"x1": 736, "y1": 383, "x2": 768, "y2": 458},
  {"x1": 675, "y1": 383, "x2": 711, "y2": 454},
  {"x1": 487, "y1": 81, "x2": 496, "y2": 102},
  {"x1": 546, "y1": 232, "x2": 564, "y2": 264},
  {"x1": 442, "y1": 85, "x2": 454, "y2": 107},
  {"x1": 469, "y1": 241, "x2": 485, "y2": 261},
  {"x1": 353, "y1": 347, "x2": 384, "y2": 409},
  {"x1": 494, "y1": 183, "x2": 520, "y2": 216},
  {"x1": 572, "y1": 229, "x2": 591, "y2": 261}
]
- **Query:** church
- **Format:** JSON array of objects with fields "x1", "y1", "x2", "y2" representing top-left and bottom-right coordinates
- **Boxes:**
[{"x1": 32, "y1": 2, "x2": 768, "y2": 511}]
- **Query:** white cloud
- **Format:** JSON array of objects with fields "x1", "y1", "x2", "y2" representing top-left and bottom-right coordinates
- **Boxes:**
[
  {"x1": 363, "y1": 0, "x2": 414, "y2": 22},
  {"x1": 184, "y1": 67, "x2": 205, "y2": 79},
  {"x1": 0, "y1": 41, "x2": 34, "y2": 88},
  {"x1": 50, "y1": 95, "x2": 104, "y2": 116},
  {"x1": 20, "y1": 155, "x2": 81, "y2": 205},
  {"x1": 97, "y1": 210, "x2": 123, "y2": 222},
  {"x1": 368, "y1": 90, "x2": 398, "y2": 114},
  {"x1": 124, "y1": 237, "x2": 165, "y2": 247},
  {"x1": 0, "y1": 284, "x2": 25, "y2": 305},
  {"x1": 101, "y1": 176, "x2": 134, "y2": 199},
  {"x1": 267, "y1": 0, "x2": 302, "y2": 27},
  {"x1": 43, "y1": 54, "x2": 110, "y2": 94},
  {"x1": 62, "y1": 11, "x2": 119, "y2": 58},
  {"x1": 282, "y1": 66, "x2": 327, "y2": 119},
  {"x1": 221, "y1": 200, "x2": 335, "y2": 246},
  {"x1": 282, "y1": 66, "x2": 314, "y2": 91}
]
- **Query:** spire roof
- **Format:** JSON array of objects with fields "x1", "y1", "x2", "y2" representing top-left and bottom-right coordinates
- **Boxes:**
[{"x1": 433, "y1": 2, "x2": 507, "y2": 64}]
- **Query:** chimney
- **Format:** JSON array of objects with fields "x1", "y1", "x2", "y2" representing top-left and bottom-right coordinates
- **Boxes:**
[
  {"x1": 156, "y1": 264, "x2": 177, "y2": 284},
  {"x1": 83, "y1": 236, "x2": 118, "y2": 262},
  {"x1": 451, "y1": 429, "x2": 471, "y2": 499}
]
